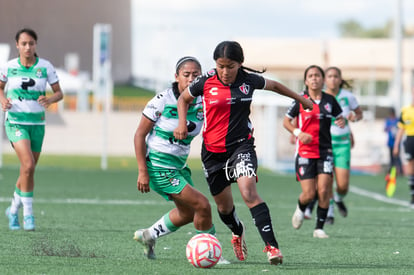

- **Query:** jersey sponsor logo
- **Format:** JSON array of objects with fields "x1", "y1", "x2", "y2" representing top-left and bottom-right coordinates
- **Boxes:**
[
  {"x1": 227, "y1": 98, "x2": 236, "y2": 104},
  {"x1": 298, "y1": 157, "x2": 309, "y2": 165},
  {"x1": 224, "y1": 159, "x2": 256, "y2": 181},
  {"x1": 237, "y1": 152, "x2": 252, "y2": 162},
  {"x1": 261, "y1": 225, "x2": 271, "y2": 232},
  {"x1": 239, "y1": 83, "x2": 250, "y2": 95},
  {"x1": 209, "y1": 87, "x2": 218, "y2": 96}
]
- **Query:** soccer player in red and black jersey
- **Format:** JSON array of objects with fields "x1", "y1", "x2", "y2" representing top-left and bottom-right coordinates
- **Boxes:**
[
  {"x1": 283, "y1": 65, "x2": 345, "y2": 239},
  {"x1": 174, "y1": 41, "x2": 313, "y2": 265}
]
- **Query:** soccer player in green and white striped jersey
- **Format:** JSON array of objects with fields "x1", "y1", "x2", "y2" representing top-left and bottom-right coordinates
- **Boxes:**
[
  {"x1": 0, "y1": 28, "x2": 63, "y2": 231},
  {"x1": 133, "y1": 57, "x2": 227, "y2": 262}
]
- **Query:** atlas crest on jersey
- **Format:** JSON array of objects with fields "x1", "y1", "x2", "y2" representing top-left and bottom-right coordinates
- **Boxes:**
[
  {"x1": 324, "y1": 102, "x2": 332, "y2": 113},
  {"x1": 207, "y1": 69, "x2": 216, "y2": 76},
  {"x1": 239, "y1": 83, "x2": 250, "y2": 95}
]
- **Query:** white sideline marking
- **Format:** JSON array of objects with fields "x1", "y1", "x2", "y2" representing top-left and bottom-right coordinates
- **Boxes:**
[
  {"x1": 0, "y1": 187, "x2": 410, "y2": 208},
  {"x1": 0, "y1": 197, "x2": 168, "y2": 206},
  {"x1": 349, "y1": 186, "x2": 411, "y2": 207}
]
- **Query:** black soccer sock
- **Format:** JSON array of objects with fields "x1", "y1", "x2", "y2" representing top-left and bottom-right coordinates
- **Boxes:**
[
  {"x1": 298, "y1": 199, "x2": 308, "y2": 212},
  {"x1": 250, "y1": 202, "x2": 279, "y2": 248},
  {"x1": 315, "y1": 206, "x2": 328, "y2": 229},
  {"x1": 307, "y1": 193, "x2": 318, "y2": 213},
  {"x1": 218, "y1": 206, "x2": 243, "y2": 236},
  {"x1": 409, "y1": 175, "x2": 414, "y2": 196}
]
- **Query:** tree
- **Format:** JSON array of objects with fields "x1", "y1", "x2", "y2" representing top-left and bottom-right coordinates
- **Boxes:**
[{"x1": 338, "y1": 19, "x2": 413, "y2": 38}]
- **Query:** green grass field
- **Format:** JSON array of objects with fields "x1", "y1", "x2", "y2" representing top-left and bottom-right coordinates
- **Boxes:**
[{"x1": 0, "y1": 155, "x2": 413, "y2": 274}]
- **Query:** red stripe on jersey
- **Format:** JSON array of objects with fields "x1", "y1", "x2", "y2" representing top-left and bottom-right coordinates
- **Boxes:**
[
  {"x1": 202, "y1": 78, "x2": 231, "y2": 153},
  {"x1": 298, "y1": 98, "x2": 321, "y2": 158}
]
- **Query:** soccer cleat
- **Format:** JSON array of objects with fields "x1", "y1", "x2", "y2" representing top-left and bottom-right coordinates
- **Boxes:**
[
  {"x1": 292, "y1": 205, "x2": 304, "y2": 229},
  {"x1": 313, "y1": 229, "x2": 329, "y2": 238},
  {"x1": 231, "y1": 221, "x2": 247, "y2": 261},
  {"x1": 23, "y1": 215, "x2": 35, "y2": 231},
  {"x1": 335, "y1": 201, "x2": 348, "y2": 217},
  {"x1": 325, "y1": 216, "x2": 334, "y2": 225},
  {"x1": 304, "y1": 208, "x2": 312, "y2": 220},
  {"x1": 134, "y1": 229, "x2": 156, "y2": 259},
  {"x1": 5, "y1": 207, "x2": 20, "y2": 230},
  {"x1": 263, "y1": 245, "x2": 283, "y2": 265},
  {"x1": 217, "y1": 255, "x2": 231, "y2": 265}
]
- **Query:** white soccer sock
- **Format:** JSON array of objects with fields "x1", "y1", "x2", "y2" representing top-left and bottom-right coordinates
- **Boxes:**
[
  {"x1": 327, "y1": 199, "x2": 335, "y2": 217},
  {"x1": 10, "y1": 191, "x2": 22, "y2": 214},
  {"x1": 21, "y1": 197, "x2": 33, "y2": 217},
  {"x1": 148, "y1": 213, "x2": 178, "y2": 240}
]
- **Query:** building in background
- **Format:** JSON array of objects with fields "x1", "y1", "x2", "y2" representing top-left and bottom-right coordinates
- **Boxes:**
[{"x1": 0, "y1": 0, "x2": 131, "y2": 83}]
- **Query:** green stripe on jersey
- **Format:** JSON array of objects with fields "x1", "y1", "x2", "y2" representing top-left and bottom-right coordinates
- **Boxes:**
[
  {"x1": 7, "y1": 111, "x2": 45, "y2": 124},
  {"x1": 7, "y1": 89, "x2": 44, "y2": 100},
  {"x1": 148, "y1": 150, "x2": 188, "y2": 169},
  {"x1": 154, "y1": 126, "x2": 193, "y2": 145},
  {"x1": 7, "y1": 67, "x2": 47, "y2": 79},
  {"x1": 162, "y1": 105, "x2": 178, "y2": 119}
]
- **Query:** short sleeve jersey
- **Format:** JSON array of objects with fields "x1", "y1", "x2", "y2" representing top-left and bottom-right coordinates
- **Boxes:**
[
  {"x1": 286, "y1": 91, "x2": 343, "y2": 158},
  {"x1": 188, "y1": 68, "x2": 265, "y2": 153},
  {"x1": 0, "y1": 57, "x2": 59, "y2": 125},
  {"x1": 397, "y1": 105, "x2": 414, "y2": 136},
  {"x1": 330, "y1": 89, "x2": 359, "y2": 145},
  {"x1": 143, "y1": 87, "x2": 204, "y2": 169}
]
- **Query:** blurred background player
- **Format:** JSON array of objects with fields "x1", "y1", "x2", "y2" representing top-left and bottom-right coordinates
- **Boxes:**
[
  {"x1": 385, "y1": 107, "x2": 403, "y2": 177},
  {"x1": 304, "y1": 67, "x2": 363, "y2": 223},
  {"x1": 284, "y1": 65, "x2": 345, "y2": 238},
  {"x1": 174, "y1": 41, "x2": 313, "y2": 265},
  {"x1": 133, "y1": 56, "x2": 228, "y2": 263},
  {"x1": 393, "y1": 96, "x2": 414, "y2": 207},
  {"x1": 0, "y1": 28, "x2": 63, "y2": 231}
]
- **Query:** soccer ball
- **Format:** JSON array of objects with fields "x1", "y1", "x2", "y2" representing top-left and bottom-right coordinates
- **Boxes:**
[{"x1": 186, "y1": 233, "x2": 222, "y2": 268}]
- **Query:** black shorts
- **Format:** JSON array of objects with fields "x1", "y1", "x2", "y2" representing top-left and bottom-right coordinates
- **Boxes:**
[
  {"x1": 295, "y1": 151, "x2": 334, "y2": 181},
  {"x1": 404, "y1": 136, "x2": 414, "y2": 160},
  {"x1": 201, "y1": 139, "x2": 258, "y2": 196}
]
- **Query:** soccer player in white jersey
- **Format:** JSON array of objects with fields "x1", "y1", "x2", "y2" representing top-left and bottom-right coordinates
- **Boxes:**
[
  {"x1": 0, "y1": 28, "x2": 63, "y2": 231},
  {"x1": 304, "y1": 67, "x2": 363, "y2": 223},
  {"x1": 133, "y1": 57, "x2": 228, "y2": 263}
]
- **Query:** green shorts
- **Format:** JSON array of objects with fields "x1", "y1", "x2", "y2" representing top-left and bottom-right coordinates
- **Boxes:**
[
  {"x1": 332, "y1": 143, "x2": 351, "y2": 170},
  {"x1": 5, "y1": 121, "x2": 45, "y2": 152},
  {"x1": 147, "y1": 161, "x2": 194, "y2": 201}
]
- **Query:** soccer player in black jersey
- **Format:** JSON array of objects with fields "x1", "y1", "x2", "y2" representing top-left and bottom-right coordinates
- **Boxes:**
[
  {"x1": 174, "y1": 41, "x2": 313, "y2": 265},
  {"x1": 283, "y1": 65, "x2": 345, "y2": 239}
]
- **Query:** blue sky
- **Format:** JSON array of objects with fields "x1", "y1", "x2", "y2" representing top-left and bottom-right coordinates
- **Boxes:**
[{"x1": 131, "y1": 0, "x2": 414, "y2": 81}]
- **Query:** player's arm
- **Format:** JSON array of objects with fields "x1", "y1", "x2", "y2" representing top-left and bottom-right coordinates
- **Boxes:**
[
  {"x1": 0, "y1": 81, "x2": 11, "y2": 111},
  {"x1": 348, "y1": 106, "x2": 363, "y2": 122},
  {"x1": 134, "y1": 115, "x2": 154, "y2": 193},
  {"x1": 174, "y1": 87, "x2": 193, "y2": 140},
  {"x1": 38, "y1": 82, "x2": 63, "y2": 108},
  {"x1": 393, "y1": 127, "x2": 405, "y2": 156},
  {"x1": 264, "y1": 79, "x2": 313, "y2": 110},
  {"x1": 283, "y1": 115, "x2": 312, "y2": 144}
]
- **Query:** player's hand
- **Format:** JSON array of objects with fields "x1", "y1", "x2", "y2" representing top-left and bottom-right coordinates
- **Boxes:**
[
  {"x1": 335, "y1": 117, "x2": 346, "y2": 128},
  {"x1": 137, "y1": 173, "x2": 150, "y2": 193},
  {"x1": 38, "y1": 95, "x2": 51, "y2": 108},
  {"x1": 301, "y1": 98, "x2": 313, "y2": 111},
  {"x1": 174, "y1": 124, "x2": 188, "y2": 140},
  {"x1": 298, "y1": 132, "x2": 312, "y2": 144},
  {"x1": 0, "y1": 97, "x2": 12, "y2": 111}
]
